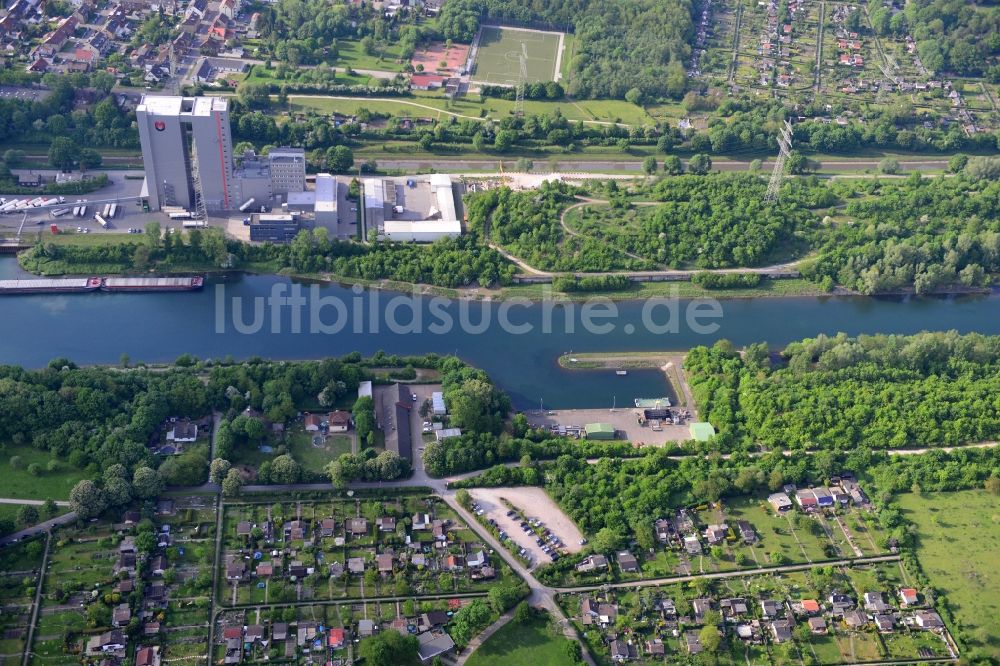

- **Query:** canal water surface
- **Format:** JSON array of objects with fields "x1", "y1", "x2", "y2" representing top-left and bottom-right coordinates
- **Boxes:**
[{"x1": 2, "y1": 259, "x2": 998, "y2": 409}]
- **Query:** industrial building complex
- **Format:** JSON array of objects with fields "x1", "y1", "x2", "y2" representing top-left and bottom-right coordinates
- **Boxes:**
[
  {"x1": 137, "y1": 94, "x2": 307, "y2": 216},
  {"x1": 136, "y1": 95, "x2": 235, "y2": 213},
  {"x1": 364, "y1": 174, "x2": 462, "y2": 243},
  {"x1": 135, "y1": 94, "x2": 464, "y2": 245}
]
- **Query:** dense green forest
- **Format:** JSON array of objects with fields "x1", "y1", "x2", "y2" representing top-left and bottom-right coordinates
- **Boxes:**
[
  {"x1": 468, "y1": 175, "x2": 823, "y2": 271},
  {"x1": 525, "y1": 332, "x2": 1000, "y2": 577},
  {"x1": 0, "y1": 73, "x2": 133, "y2": 150},
  {"x1": 468, "y1": 168, "x2": 1000, "y2": 293},
  {"x1": 438, "y1": 0, "x2": 693, "y2": 99},
  {"x1": 467, "y1": 180, "x2": 656, "y2": 272},
  {"x1": 608, "y1": 175, "x2": 823, "y2": 267},
  {"x1": 800, "y1": 172, "x2": 1000, "y2": 294},
  {"x1": 686, "y1": 331, "x2": 1000, "y2": 451}
]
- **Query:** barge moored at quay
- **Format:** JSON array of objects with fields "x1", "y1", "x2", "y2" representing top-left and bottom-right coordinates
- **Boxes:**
[
  {"x1": 100, "y1": 276, "x2": 204, "y2": 292},
  {"x1": 0, "y1": 276, "x2": 204, "y2": 295},
  {"x1": 0, "y1": 277, "x2": 103, "y2": 294}
]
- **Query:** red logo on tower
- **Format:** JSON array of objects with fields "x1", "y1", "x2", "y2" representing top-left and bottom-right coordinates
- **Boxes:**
[{"x1": 154, "y1": 120, "x2": 166, "y2": 131}]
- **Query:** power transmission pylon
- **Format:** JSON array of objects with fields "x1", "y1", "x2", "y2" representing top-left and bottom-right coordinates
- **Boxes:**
[
  {"x1": 764, "y1": 118, "x2": 794, "y2": 204},
  {"x1": 165, "y1": 43, "x2": 181, "y2": 96},
  {"x1": 514, "y1": 42, "x2": 528, "y2": 117}
]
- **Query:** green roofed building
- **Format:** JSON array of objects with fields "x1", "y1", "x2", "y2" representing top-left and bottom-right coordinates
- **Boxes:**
[
  {"x1": 584, "y1": 423, "x2": 616, "y2": 440},
  {"x1": 689, "y1": 422, "x2": 716, "y2": 441}
]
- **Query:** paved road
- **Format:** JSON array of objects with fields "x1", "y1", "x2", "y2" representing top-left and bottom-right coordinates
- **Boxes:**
[
  {"x1": 365, "y1": 158, "x2": 951, "y2": 173},
  {"x1": 552, "y1": 554, "x2": 902, "y2": 594},
  {"x1": 205, "y1": 492, "x2": 225, "y2": 664},
  {"x1": 20, "y1": 531, "x2": 50, "y2": 666},
  {"x1": 203, "y1": 412, "x2": 226, "y2": 656},
  {"x1": 442, "y1": 440, "x2": 1000, "y2": 483},
  {"x1": 0, "y1": 498, "x2": 69, "y2": 506},
  {"x1": 223, "y1": 590, "x2": 488, "y2": 611},
  {"x1": 283, "y1": 94, "x2": 615, "y2": 129},
  {"x1": 238, "y1": 476, "x2": 594, "y2": 662},
  {"x1": 0, "y1": 171, "x2": 146, "y2": 233},
  {"x1": 11, "y1": 157, "x2": 952, "y2": 178},
  {"x1": 0, "y1": 512, "x2": 77, "y2": 547},
  {"x1": 438, "y1": 491, "x2": 596, "y2": 666}
]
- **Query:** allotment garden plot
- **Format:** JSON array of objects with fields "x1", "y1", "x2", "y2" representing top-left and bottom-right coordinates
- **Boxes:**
[
  {"x1": 0, "y1": 540, "x2": 44, "y2": 661},
  {"x1": 560, "y1": 562, "x2": 953, "y2": 666},
  {"x1": 27, "y1": 496, "x2": 217, "y2": 666},
  {"x1": 211, "y1": 596, "x2": 476, "y2": 665},
  {"x1": 472, "y1": 26, "x2": 563, "y2": 85},
  {"x1": 219, "y1": 496, "x2": 516, "y2": 606}
]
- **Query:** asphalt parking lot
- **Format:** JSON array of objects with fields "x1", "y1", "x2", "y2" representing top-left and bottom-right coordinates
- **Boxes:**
[{"x1": 0, "y1": 86, "x2": 48, "y2": 102}]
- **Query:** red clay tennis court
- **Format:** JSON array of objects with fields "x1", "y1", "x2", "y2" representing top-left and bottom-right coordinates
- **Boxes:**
[{"x1": 410, "y1": 42, "x2": 470, "y2": 75}]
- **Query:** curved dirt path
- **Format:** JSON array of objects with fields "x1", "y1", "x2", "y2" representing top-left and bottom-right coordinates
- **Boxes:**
[{"x1": 493, "y1": 196, "x2": 805, "y2": 278}]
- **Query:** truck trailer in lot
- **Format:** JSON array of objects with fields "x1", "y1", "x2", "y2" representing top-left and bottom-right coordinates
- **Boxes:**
[{"x1": 94, "y1": 213, "x2": 108, "y2": 228}]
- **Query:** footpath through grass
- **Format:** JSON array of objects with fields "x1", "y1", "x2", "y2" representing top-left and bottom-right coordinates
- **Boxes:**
[
  {"x1": 501, "y1": 278, "x2": 823, "y2": 300},
  {"x1": 465, "y1": 613, "x2": 578, "y2": 666},
  {"x1": 897, "y1": 489, "x2": 1000, "y2": 661}
]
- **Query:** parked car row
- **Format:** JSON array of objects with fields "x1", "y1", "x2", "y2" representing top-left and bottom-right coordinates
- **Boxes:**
[
  {"x1": 508, "y1": 509, "x2": 563, "y2": 561},
  {"x1": 487, "y1": 515, "x2": 534, "y2": 566},
  {"x1": 472, "y1": 500, "x2": 537, "y2": 566}
]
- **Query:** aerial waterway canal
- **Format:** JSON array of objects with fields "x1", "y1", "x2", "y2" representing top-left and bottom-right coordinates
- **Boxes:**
[{"x1": 2, "y1": 259, "x2": 999, "y2": 409}]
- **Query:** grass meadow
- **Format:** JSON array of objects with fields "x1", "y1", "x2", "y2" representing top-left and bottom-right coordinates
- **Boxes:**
[
  {"x1": 466, "y1": 613, "x2": 576, "y2": 666},
  {"x1": 898, "y1": 489, "x2": 1000, "y2": 661}
]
